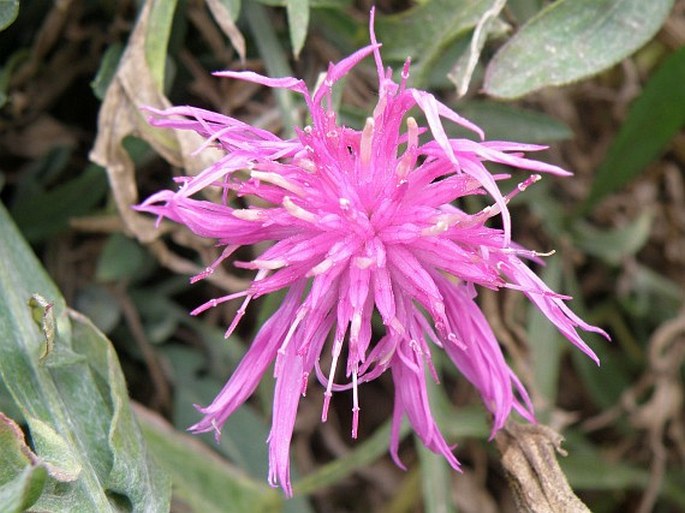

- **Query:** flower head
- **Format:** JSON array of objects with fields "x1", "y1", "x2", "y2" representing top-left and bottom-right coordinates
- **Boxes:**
[{"x1": 138, "y1": 9, "x2": 608, "y2": 496}]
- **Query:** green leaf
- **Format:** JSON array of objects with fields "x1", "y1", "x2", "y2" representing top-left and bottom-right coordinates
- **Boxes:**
[
  {"x1": 484, "y1": 0, "x2": 675, "y2": 98},
  {"x1": 507, "y1": 0, "x2": 543, "y2": 23},
  {"x1": 415, "y1": 376, "x2": 456, "y2": 513},
  {"x1": 309, "y1": 7, "x2": 358, "y2": 54},
  {"x1": 0, "y1": 202, "x2": 170, "y2": 512},
  {"x1": 562, "y1": 434, "x2": 649, "y2": 490},
  {"x1": 91, "y1": 43, "x2": 124, "y2": 100},
  {"x1": 163, "y1": 344, "x2": 315, "y2": 513},
  {"x1": 454, "y1": 100, "x2": 573, "y2": 143},
  {"x1": 571, "y1": 210, "x2": 653, "y2": 266},
  {"x1": 0, "y1": 414, "x2": 47, "y2": 513},
  {"x1": 24, "y1": 415, "x2": 82, "y2": 482},
  {"x1": 0, "y1": 48, "x2": 29, "y2": 108},
  {"x1": 583, "y1": 46, "x2": 685, "y2": 210},
  {"x1": 0, "y1": 466, "x2": 48, "y2": 513},
  {"x1": 526, "y1": 257, "x2": 565, "y2": 419},
  {"x1": 257, "y1": 0, "x2": 349, "y2": 6},
  {"x1": 245, "y1": 1, "x2": 299, "y2": 136},
  {"x1": 144, "y1": 0, "x2": 178, "y2": 91},
  {"x1": 630, "y1": 264, "x2": 684, "y2": 316},
  {"x1": 562, "y1": 271, "x2": 629, "y2": 411},
  {"x1": 287, "y1": 0, "x2": 309, "y2": 58},
  {"x1": 0, "y1": 0, "x2": 19, "y2": 31},
  {"x1": 448, "y1": 0, "x2": 507, "y2": 96},
  {"x1": 416, "y1": 442, "x2": 456, "y2": 513},
  {"x1": 0, "y1": 414, "x2": 35, "y2": 482},
  {"x1": 293, "y1": 419, "x2": 410, "y2": 496},
  {"x1": 163, "y1": 346, "x2": 272, "y2": 478},
  {"x1": 375, "y1": 0, "x2": 497, "y2": 87},
  {"x1": 10, "y1": 163, "x2": 109, "y2": 243},
  {"x1": 96, "y1": 233, "x2": 152, "y2": 283},
  {"x1": 562, "y1": 433, "x2": 685, "y2": 508},
  {"x1": 134, "y1": 404, "x2": 282, "y2": 513},
  {"x1": 73, "y1": 285, "x2": 121, "y2": 335}
]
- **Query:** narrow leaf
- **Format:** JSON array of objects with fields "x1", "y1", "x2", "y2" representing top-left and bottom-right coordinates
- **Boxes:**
[
  {"x1": 416, "y1": 443, "x2": 457, "y2": 513},
  {"x1": 584, "y1": 46, "x2": 685, "y2": 210},
  {"x1": 507, "y1": 0, "x2": 543, "y2": 23},
  {"x1": 91, "y1": 43, "x2": 124, "y2": 101},
  {"x1": 206, "y1": 0, "x2": 246, "y2": 61},
  {"x1": 484, "y1": 0, "x2": 675, "y2": 98},
  {"x1": 415, "y1": 376, "x2": 456, "y2": 513},
  {"x1": 134, "y1": 404, "x2": 281, "y2": 513},
  {"x1": 448, "y1": 0, "x2": 507, "y2": 96},
  {"x1": 293, "y1": 420, "x2": 409, "y2": 496},
  {"x1": 571, "y1": 211, "x2": 653, "y2": 265},
  {"x1": 144, "y1": 0, "x2": 178, "y2": 91},
  {"x1": 287, "y1": 0, "x2": 310, "y2": 59},
  {"x1": 526, "y1": 257, "x2": 565, "y2": 420},
  {"x1": 244, "y1": 1, "x2": 299, "y2": 135},
  {"x1": 453, "y1": 100, "x2": 572, "y2": 143},
  {"x1": 376, "y1": 0, "x2": 496, "y2": 87},
  {"x1": 10, "y1": 164, "x2": 109, "y2": 243}
]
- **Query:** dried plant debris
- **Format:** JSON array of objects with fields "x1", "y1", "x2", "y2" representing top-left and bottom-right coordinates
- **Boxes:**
[{"x1": 496, "y1": 423, "x2": 592, "y2": 513}]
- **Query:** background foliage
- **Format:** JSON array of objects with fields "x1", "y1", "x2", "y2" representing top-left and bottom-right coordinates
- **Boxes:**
[{"x1": 1, "y1": 1, "x2": 684, "y2": 512}]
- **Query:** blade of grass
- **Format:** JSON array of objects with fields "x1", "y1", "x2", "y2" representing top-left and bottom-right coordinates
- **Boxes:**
[
  {"x1": 244, "y1": 1, "x2": 299, "y2": 136},
  {"x1": 293, "y1": 419, "x2": 410, "y2": 496},
  {"x1": 144, "y1": 0, "x2": 179, "y2": 91}
]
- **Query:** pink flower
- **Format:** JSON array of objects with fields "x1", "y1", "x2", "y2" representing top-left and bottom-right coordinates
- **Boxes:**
[{"x1": 138, "y1": 9, "x2": 608, "y2": 496}]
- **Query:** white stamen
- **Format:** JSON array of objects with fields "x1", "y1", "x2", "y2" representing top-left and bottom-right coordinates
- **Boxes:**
[
  {"x1": 251, "y1": 259, "x2": 287, "y2": 270},
  {"x1": 396, "y1": 117, "x2": 419, "y2": 182},
  {"x1": 421, "y1": 218, "x2": 450, "y2": 236},
  {"x1": 210, "y1": 419, "x2": 220, "y2": 438},
  {"x1": 447, "y1": 332, "x2": 467, "y2": 350},
  {"x1": 501, "y1": 247, "x2": 556, "y2": 258},
  {"x1": 322, "y1": 338, "x2": 343, "y2": 422},
  {"x1": 309, "y1": 258, "x2": 333, "y2": 276},
  {"x1": 350, "y1": 312, "x2": 362, "y2": 343},
  {"x1": 298, "y1": 158, "x2": 317, "y2": 173},
  {"x1": 354, "y1": 256, "x2": 374, "y2": 269},
  {"x1": 251, "y1": 170, "x2": 305, "y2": 196},
  {"x1": 283, "y1": 196, "x2": 318, "y2": 223},
  {"x1": 360, "y1": 117, "x2": 374, "y2": 166},
  {"x1": 351, "y1": 367, "x2": 360, "y2": 439},
  {"x1": 232, "y1": 209, "x2": 265, "y2": 221},
  {"x1": 277, "y1": 307, "x2": 307, "y2": 356}
]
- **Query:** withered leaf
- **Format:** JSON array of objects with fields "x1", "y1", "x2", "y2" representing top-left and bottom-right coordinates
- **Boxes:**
[{"x1": 496, "y1": 423, "x2": 592, "y2": 513}]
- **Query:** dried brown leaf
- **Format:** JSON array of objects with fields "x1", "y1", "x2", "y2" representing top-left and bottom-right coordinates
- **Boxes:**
[
  {"x1": 90, "y1": 0, "x2": 221, "y2": 239},
  {"x1": 88, "y1": 0, "x2": 246, "y2": 292},
  {"x1": 206, "y1": 0, "x2": 246, "y2": 62}
]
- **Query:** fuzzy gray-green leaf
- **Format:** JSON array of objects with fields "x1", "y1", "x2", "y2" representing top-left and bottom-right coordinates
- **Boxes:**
[
  {"x1": 484, "y1": 0, "x2": 675, "y2": 98},
  {"x1": 0, "y1": 203, "x2": 170, "y2": 512}
]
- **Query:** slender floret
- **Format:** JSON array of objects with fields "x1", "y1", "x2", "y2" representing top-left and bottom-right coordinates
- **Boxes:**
[{"x1": 137, "y1": 9, "x2": 608, "y2": 496}]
